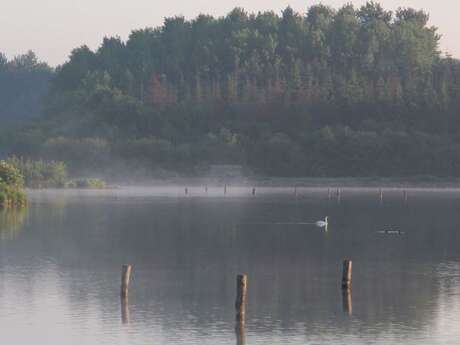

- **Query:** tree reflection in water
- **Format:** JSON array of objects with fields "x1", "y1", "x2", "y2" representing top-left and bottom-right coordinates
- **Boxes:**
[{"x1": 0, "y1": 208, "x2": 27, "y2": 240}]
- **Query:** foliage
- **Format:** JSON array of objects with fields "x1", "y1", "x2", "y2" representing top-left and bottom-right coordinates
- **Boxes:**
[
  {"x1": 0, "y1": 160, "x2": 24, "y2": 188},
  {"x1": 66, "y1": 178, "x2": 106, "y2": 189},
  {"x1": 0, "y1": 161, "x2": 27, "y2": 208},
  {"x1": 0, "y1": 51, "x2": 53, "y2": 128},
  {"x1": 5, "y1": 156, "x2": 107, "y2": 189},
  {"x1": 6, "y1": 3, "x2": 460, "y2": 177},
  {"x1": 6, "y1": 156, "x2": 68, "y2": 188}
]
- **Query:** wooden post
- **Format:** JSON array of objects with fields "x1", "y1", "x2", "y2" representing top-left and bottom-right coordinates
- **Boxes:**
[
  {"x1": 337, "y1": 189, "x2": 342, "y2": 203},
  {"x1": 341, "y1": 260, "x2": 352, "y2": 289},
  {"x1": 342, "y1": 288, "x2": 352, "y2": 316},
  {"x1": 121, "y1": 264, "x2": 132, "y2": 298},
  {"x1": 235, "y1": 274, "x2": 248, "y2": 323},
  {"x1": 224, "y1": 184, "x2": 227, "y2": 195},
  {"x1": 294, "y1": 186, "x2": 297, "y2": 197},
  {"x1": 403, "y1": 190, "x2": 408, "y2": 204},
  {"x1": 205, "y1": 185, "x2": 208, "y2": 193},
  {"x1": 252, "y1": 187, "x2": 256, "y2": 196},
  {"x1": 185, "y1": 187, "x2": 188, "y2": 195},
  {"x1": 379, "y1": 189, "x2": 383, "y2": 204}
]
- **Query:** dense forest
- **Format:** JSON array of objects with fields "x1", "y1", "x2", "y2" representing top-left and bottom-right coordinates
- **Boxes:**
[
  {"x1": 0, "y1": 51, "x2": 53, "y2": 127},
  {"x1": 0, "y1": 51, "x2": 53, "y2": 154},
  {"x1": 3, "y1": 2, "x2": 460, "y2": 177}
]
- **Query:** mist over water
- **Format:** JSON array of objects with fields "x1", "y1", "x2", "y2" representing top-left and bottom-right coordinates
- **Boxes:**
[{"x1": 1, "y1": 187, "x2": 460, "y2": 344}]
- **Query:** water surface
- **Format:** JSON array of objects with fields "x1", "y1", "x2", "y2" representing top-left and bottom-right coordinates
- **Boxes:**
[{"x1": 1, "y1": 187, "x2": 460, "y2": 344}]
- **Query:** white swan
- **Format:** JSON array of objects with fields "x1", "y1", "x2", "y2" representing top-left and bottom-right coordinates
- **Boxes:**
[{"x1": 316, "y1": 216, "x2": 329, "y2": 231}]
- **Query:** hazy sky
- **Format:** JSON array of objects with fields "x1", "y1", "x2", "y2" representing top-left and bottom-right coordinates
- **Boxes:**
[{"x1": 1, "y1": 0, "x2": 458, "y2": 66}]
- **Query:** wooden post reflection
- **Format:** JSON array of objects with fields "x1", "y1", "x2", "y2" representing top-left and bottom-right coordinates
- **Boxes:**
[
  {"x1": 121, "y1": 296, "x2": 130, "y2": 324},
  {"x1": 342, "y1": 288, "x2": 352, "y2": 316},
  {"x1": 235, "y1": 274, "x2": 248, "y2": 323},
  {"x1": 235, "y1": 322, "x2": 246, "y2": 345},
  {"x1": 235, "y1": 274, "x2": 248, "y2": 345},
  {"x1": 341, "y1": 259, "x2": 352, "y2": 316}
]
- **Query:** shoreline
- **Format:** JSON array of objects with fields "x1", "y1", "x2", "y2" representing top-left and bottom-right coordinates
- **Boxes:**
[{"x1": 103, "y1": 176, "x2": 460, "y2": 189}]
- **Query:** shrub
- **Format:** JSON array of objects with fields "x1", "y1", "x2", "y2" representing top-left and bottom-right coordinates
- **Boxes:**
[
  {"x1": 0, "y1": 161, "x2": 27, "y2": 208},
  {"x1": 68, "y1": 178, "x2": 106, "y2": 189},
  {"x1": 0, "y1": 160, "x2": 24, "y2": 188},
  {"x1": 6, "y1": 156, "x2": 68, "y2": 188}
]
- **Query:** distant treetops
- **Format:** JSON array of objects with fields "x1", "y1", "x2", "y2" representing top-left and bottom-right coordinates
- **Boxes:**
[
  {"x1": 51, "y1": 2, "x2": 445, "y2": 107},
  {"x1": 0, "y1": 161, "x2": 27, "y2": 208},
  {"x1": 7, "y1": 2, "x2": 460, "y2": 177},
  {"x1": 0, "y1": 51, "x2": 53, "y2": 127}
]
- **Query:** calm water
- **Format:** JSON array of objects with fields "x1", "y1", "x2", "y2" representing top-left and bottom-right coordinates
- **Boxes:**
[{"x1": 1, "y1": 186, "x2": 460, "y2": 344}]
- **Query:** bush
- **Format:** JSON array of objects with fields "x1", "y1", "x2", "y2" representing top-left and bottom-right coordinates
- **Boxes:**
[
  {"x1": 0, "y1": 160, "x2": 24, "y2": 188},
  {"x1": 6, "y1": 156, "x2": 107, "y2": 189},
  {"x1": 6, "y1": 156, "x2": 68, "y2": 188},
  {"x1": 67, "y1": 178, "x2": 106, "y2": 189},
  {"x1": 0, "y1": 161, "x2": 27, "y2": 208},
  {"x1": 0, "y1": 184, "x2": 27, "y2": 208}
]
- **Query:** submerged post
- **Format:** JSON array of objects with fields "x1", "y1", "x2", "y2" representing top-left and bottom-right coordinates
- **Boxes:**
[
  {"x1": 235, "y1": 274, "x2": 248, "y2": 324},
  {"x1": 121, "y1": 264, "x2": 132, "y2": 298},
  {"x1": 235, "y1": 321, "x2": 246, "y2": 345},
  {"x1": 121, "y1": 296, "x2": 130, "y2": 324},
  {"x1": 341, "y1": 260, "x2": 352, "y2": 290}
]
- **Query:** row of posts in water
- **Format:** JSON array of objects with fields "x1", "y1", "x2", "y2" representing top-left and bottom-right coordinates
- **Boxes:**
[
  {"x1": 183, "y1": 185, "x2": 410, "y2": 203},
  {"x1": 185, "y1": 185, "x2": 257, "y2": 196},
  {"x1": 119, "y1": 259, "x2": 354, "y2": 326},
  {"x1": 327, "y1": 188, "x2": 409, "y2": 204}
]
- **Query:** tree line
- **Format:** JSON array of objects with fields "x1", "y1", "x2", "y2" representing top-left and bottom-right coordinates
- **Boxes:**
[
  {"x1": 0, "y1": 51, "x2": 53, "y2": 127},
  {"x1": 5, "y1": 2, "x2": 460, "y2": 177}
]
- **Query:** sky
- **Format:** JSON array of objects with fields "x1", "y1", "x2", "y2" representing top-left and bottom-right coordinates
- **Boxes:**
[{"x1": 1, "y1": 0, "x2": 458, "y2": 66}]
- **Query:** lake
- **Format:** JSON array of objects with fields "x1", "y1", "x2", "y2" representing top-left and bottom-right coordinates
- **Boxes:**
[{"x1": 1, "y1": 186, "x2": 460, "y2": 344}]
